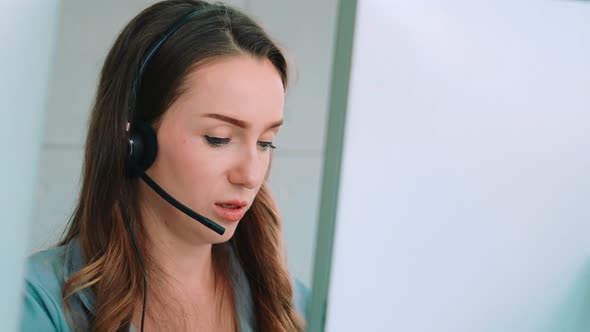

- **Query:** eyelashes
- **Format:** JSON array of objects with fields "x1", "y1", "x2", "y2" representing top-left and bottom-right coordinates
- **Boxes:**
[
  {"x1": 204, "y1": 135, "x2": 276, "y2": 151},
  {"x1": 257, "y1": 141, "x2": 276, "y2": 150},
  {"x1": 204, "y1": 135, "x2": 231, "y2": 146}
]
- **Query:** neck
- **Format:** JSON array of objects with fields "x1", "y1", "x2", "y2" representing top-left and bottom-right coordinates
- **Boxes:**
[
  {"x1": 133, "y1": 188, "x2": 237, "y2": 331},
  {"x1": 139, "y1": 197, "x2": 217, "y2": 294}
]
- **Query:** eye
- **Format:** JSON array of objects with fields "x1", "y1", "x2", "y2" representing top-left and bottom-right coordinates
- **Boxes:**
[
  {"x1": 258, "y1": 141, "x2": 276, "y2": 151},
  {"x1": 204, "y1": 135, "x2": 231, "y2": 147}
]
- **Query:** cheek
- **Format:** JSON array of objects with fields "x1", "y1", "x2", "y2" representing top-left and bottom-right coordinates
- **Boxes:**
[
  {"x1": 174, "y1": 137, "x2": 221, "y2": 183},
  {"x1": 153, "y1": 133, "x2": 216, "y2": 194},
  {"x1": 262, "y1": 155, "x2": 273, "y2": 181}
]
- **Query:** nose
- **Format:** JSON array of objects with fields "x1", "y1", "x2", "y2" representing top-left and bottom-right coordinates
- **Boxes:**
[{"x1": 228, "y1": 148, "x2": 265, "y2": 190}]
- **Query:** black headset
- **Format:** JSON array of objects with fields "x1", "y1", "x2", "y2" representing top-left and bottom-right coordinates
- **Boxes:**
[{"x1": 120, "y1": 6, "x2": 230, "y2": 331}]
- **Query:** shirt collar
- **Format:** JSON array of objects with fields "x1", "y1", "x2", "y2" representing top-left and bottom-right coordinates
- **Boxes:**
[{"x1": 63, "y1": 237, "x2": 96, "y2": 313}]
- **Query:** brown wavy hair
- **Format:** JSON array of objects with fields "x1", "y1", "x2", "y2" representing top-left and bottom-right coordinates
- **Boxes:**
[{"x1": 58, "y1": 1, "x2": 305, "y2": 331}]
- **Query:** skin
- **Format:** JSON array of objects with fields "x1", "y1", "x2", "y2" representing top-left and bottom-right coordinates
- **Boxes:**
[{"x1": 133, "y1": 54, "x2": 285, "y2": 331}]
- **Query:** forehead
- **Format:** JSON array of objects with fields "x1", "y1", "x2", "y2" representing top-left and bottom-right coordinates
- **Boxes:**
[{"x1": 173, "y1": 55, "x2": 285, "y2": 123}]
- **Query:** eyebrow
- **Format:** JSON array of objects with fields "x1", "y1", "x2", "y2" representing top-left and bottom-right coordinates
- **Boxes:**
[{"x1": 201, "y1": 113, "x2": 283, "y2": 130}]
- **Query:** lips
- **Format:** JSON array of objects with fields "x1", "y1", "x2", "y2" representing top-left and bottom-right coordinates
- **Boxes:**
[{"x1": 214, "y1": 200, "x2": 248, "y2": 222}]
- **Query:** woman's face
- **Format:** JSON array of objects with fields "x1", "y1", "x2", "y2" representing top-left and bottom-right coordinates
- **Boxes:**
[{"x1": 143, "y1": 54, "x2": 285, "y2": 244}]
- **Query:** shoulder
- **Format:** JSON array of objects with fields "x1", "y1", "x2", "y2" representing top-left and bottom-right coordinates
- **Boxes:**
[
  {"x1": 19, "y1": 245, "x2": 70, "y2": 331},
  {"x1": 25, "y1": 245, "x2": 68, "y2": 291},
  {"x1": 291, "y1": 276, "x2": 311, "y2": 323}
]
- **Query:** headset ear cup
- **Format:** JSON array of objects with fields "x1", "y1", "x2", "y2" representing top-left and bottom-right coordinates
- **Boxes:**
[{"x1": 126, "y1": 120, "x2": 158, "y2": 177}]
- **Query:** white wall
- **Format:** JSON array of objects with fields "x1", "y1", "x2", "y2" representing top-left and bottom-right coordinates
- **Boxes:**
[
  {"x1": 29, "y1": 0, "x2": 338, "y2": 288},
  {"x1": 327, "y1": 1, "x2": 590, "y2": 331},
  {"x1": 0, "y1": 1, "x2": 60, "y2": 330}
]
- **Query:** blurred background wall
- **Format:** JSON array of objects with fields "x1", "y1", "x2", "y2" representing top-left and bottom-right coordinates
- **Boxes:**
[
  {"x1": 325, "y1": 1, "x2": 590, "y2": 331},
  {"x1": 28, "y1": 0, "x2": 339, "y2": 290},
  {"x1": 1, "y1": 1, "x2": 60, "y2": 331}
]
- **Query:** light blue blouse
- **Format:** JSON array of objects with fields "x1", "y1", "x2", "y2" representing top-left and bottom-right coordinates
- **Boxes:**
[{"x1": 19, "y1": 238, "x2": 310, "y2": 331}]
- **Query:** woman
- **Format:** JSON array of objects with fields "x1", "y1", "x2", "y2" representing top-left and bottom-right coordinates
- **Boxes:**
[{"x1": 20, "y1": 0, "x2": 309, "y2": 331}]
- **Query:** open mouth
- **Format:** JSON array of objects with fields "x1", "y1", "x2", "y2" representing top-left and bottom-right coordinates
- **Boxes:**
[
  {"x1": 216, "y1": 203, "x2": 241, "y2": 209},
  {"x1": 213, "y1": 201, "x2": 248, "y2": 222}
]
